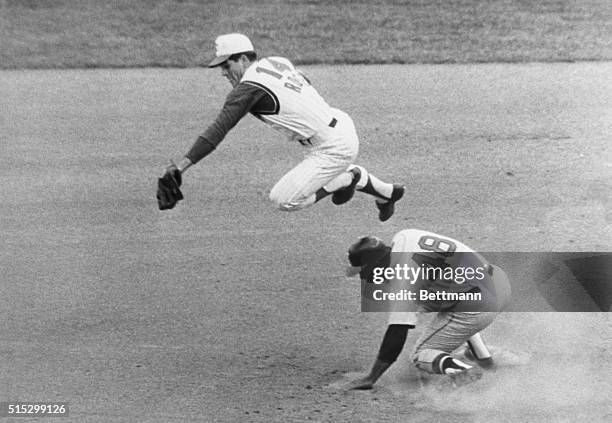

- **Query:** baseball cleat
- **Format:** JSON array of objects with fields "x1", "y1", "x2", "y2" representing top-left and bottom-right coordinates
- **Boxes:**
[
  {"x1": 332, "y1": 167, "x2": 361, "y2": 205},
  {"x1": 376, "y1": 184, "x2": 405, "y2": 221}
]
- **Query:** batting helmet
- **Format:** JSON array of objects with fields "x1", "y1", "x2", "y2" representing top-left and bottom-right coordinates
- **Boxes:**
[
  {"x1": 347, "y1": 236, "x2": 392, "y2": 283},
  {"x1": 348, "y1": 236, "x2": 390, "y2": 267}
]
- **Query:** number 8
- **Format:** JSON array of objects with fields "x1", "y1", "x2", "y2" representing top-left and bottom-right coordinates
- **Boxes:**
[{"x1": 418, "y1": 235, "x2": 456, "y2": 257}]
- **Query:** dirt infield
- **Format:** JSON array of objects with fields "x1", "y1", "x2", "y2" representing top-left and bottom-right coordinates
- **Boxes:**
[{"x1": 1, "y1": 63, "x2": 611, "y2": 422}]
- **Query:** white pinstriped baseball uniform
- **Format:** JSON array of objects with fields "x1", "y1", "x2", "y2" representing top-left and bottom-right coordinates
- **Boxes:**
[
  {"x1": 240, "y1": 57, "x2": 359, "y2": 210},
  {"x1": 179, "y1": 33, "x2": 402, "y2": 219}
]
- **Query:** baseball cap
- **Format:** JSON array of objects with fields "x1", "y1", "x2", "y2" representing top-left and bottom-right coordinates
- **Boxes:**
[
  {"x1": 348, "y1": 236, "x2": 388, "y2": 267},
  {"x1": 208, "y1": 33, "x2": 255, "y2": 68}
]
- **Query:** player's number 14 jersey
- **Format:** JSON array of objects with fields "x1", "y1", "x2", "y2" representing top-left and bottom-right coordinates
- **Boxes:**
[{"x1": 241, "y1": 57, "x2": 337, "y2": 142}]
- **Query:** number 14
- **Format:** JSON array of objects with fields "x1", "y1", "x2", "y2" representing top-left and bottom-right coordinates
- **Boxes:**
[{"x1": 255, "y1": 59, "x2": 303, "y2": 93}]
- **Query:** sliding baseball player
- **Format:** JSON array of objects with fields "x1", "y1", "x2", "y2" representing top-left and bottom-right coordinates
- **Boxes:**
[{"x1": 344, "y1": 229, "x2": 511, "y2": 389}]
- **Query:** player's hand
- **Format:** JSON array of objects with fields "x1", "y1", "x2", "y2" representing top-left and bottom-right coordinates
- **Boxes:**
[
  {"x1": 345, "y1": 265, "x2": 361, "y2": 277},
  {"x1": 345, "y1": 376, "x2": 375, "y2": 390},
  {"x1": 156, "y1": 162, "x2": 183, "y2": 210},
  {"x1": 163, "y1": 162, "x2": 181, "y2": 178}
]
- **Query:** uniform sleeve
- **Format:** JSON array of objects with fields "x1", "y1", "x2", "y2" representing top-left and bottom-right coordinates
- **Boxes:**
[{"x1": 185, "y1": 83, "x2": 268, "y2": 164}]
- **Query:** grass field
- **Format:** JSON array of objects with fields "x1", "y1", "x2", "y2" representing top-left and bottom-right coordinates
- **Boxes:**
[
  {"x1": 1, "y1": 63, "x2": 611, "y2": 422},
  {"x1": 1, "y1": 0, "x2": 612, "y2": 69}
]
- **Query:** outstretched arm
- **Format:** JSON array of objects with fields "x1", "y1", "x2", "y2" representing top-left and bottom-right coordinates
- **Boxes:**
[
  {"x1": 177, "y1": 83, "x2": 268, "y2": 174},
  {"x1": 347, "y1": 324, "x2": 412, "y2": 390}
]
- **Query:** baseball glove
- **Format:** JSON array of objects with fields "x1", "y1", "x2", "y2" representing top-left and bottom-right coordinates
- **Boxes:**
[{"x1": 157, "y1": 164, "x2": 183, "y2": 210}]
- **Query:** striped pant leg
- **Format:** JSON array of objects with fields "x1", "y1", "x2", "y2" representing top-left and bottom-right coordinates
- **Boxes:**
[
  {"x1": 269, "y1": 150, "x2": 353, "y2": 211},
  {"x1": 411, "y1": 312, "x2": 497, "y2": 372}
]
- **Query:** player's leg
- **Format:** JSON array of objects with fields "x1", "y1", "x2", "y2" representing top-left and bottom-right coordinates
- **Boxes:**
[
  {"x1": 346, "y1": 165, "x2": 405, "y2": 221},
  {"x1": 270, "y1": 110, "x2": 404, "y2": 217},
  {"x1": 350, "y1": 165, "x2": 394, "y2": 199},
  {"x1": 326, "y1": 167, "x2": 361, "y2": 204},
  {"x1": 268, "y1": 152, "x2": 353, "y2": 211},
  {"x1": 411, "y1": 312, "x2": 497, "y2": 376},
  {"x1": 307, "y1": 110, "x2": 405, "y2": 219},
  {"x1": 463, "y1": 332, "x2": 495, "y2": 368}
]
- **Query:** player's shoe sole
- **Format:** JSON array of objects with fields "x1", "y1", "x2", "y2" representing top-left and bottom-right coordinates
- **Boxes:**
[
  {"x1": 376, "y1": 184, "x2": 405, "y2": 221},
  {"x1": 332, "y1": 167, "x2": 361, "y2": 205}
]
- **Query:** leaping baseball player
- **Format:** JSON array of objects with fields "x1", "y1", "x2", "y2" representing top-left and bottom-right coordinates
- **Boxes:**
[
  {"x1": 344, "y1": 228, "x2": 512, "y2": 389},
  {"x1": 156, "y1": 33, "x2": 404, "y2": 221}
]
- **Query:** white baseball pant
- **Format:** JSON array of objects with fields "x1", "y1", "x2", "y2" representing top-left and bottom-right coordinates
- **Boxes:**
[
  {"x1": 268, "y1": 110, "x2": 359, "y2": 211},
  {"x1": 412, "y1": 311, "x2": 498, "y2": 373}
]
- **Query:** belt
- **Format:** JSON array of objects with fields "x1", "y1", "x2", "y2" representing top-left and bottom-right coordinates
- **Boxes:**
[{"x1": 298, "y1": 117, "x2": 337, "y2": 146}]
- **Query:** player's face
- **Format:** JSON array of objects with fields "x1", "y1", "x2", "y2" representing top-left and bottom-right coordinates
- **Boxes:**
[{"x1": 220, "y1": 58, "x2": 246, "y2": 87}]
